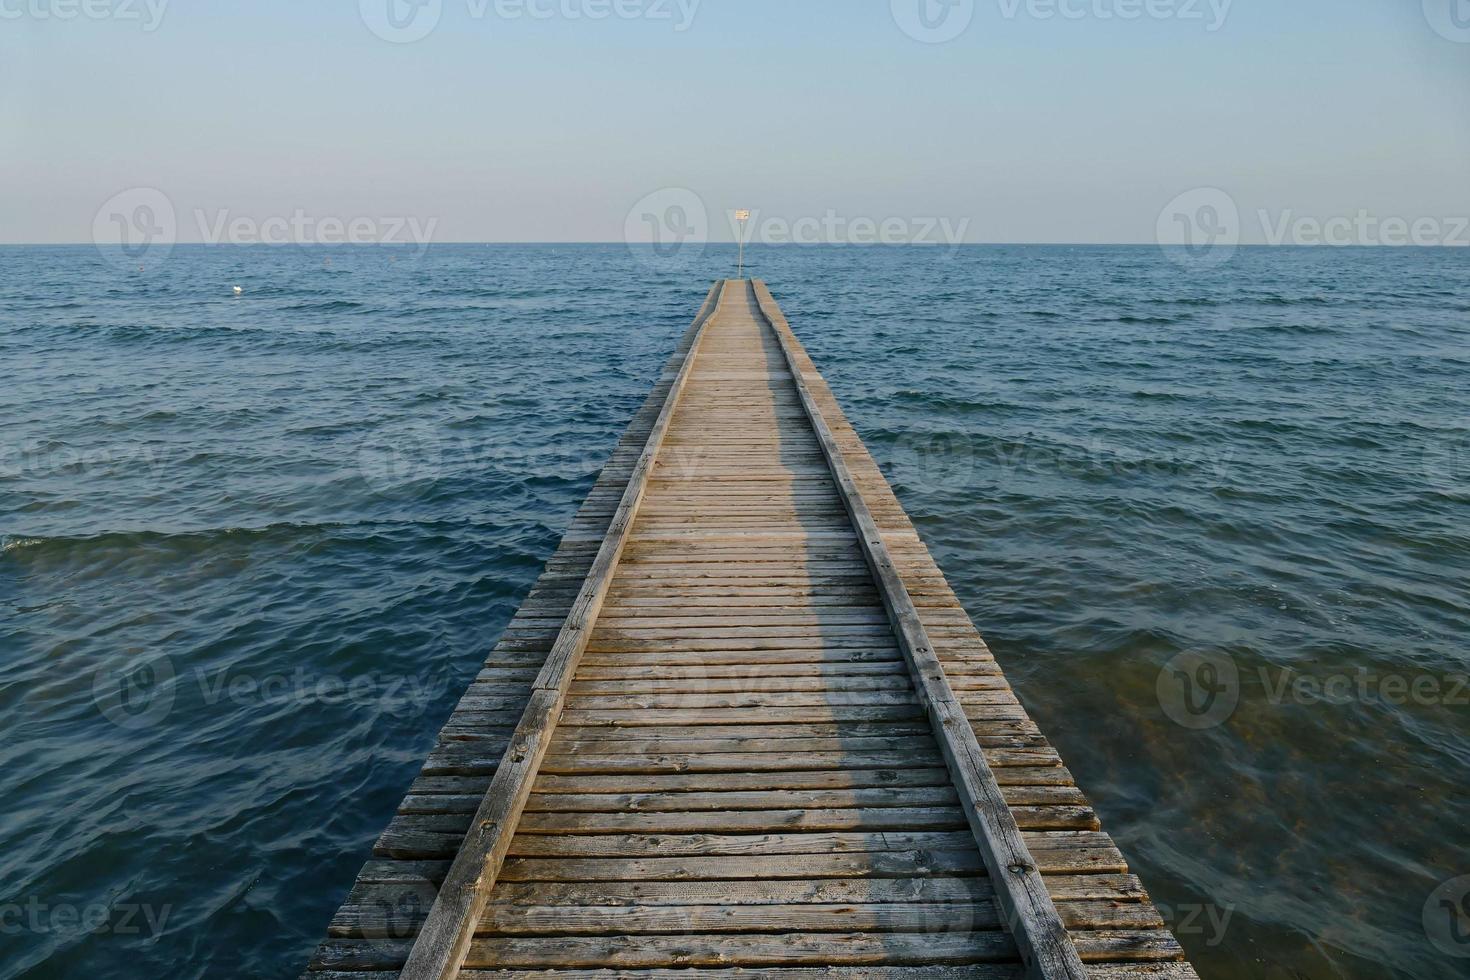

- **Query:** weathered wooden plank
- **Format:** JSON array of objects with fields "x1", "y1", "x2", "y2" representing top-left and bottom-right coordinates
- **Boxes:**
[
  {"x1": 475, "y1": 901, "x2": 1007, "y2": 934},
  {"x1": 494, "y1": 849, "x2": 988, "y2": 882},
  {"x1": 412, "y1": 764, "x2": 1070, "y2": 798},
  {"x1": 453, "y1": 931, "x2": 1019, "y2": 969},
  {"x1": 333, "y1": 870, "x2": 1149, "y2": 914},
  {"x1": 313, "y1": 967, "x2": 1201, "y2": 980},
  {"x1": 379, "y1": 806, "x2": 1102, "y2": 859}
]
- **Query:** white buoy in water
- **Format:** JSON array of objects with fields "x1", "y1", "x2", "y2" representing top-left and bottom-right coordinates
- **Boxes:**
[{"x1": 233, "y1": 285, "x2": 243, "y2": 296}]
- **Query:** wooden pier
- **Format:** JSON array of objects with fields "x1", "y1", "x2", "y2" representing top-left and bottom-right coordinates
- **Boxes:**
[{"x1": 305, "y1": 280, "x2": 1200, "y2": 979}]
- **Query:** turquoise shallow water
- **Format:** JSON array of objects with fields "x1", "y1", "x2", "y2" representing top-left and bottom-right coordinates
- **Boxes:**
[{"x1": 2, "y1": 244, "x2": 1468, "y2": 979}]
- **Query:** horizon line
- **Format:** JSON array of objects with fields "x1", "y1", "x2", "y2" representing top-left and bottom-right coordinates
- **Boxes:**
[{"x1": 6, "y1": 241, "x2": 1470, "y2": 249}]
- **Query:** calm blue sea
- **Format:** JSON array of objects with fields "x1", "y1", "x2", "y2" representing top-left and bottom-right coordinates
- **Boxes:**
[{"x1": 2, "y1": 244, "x2": 1468, "y2": 979}]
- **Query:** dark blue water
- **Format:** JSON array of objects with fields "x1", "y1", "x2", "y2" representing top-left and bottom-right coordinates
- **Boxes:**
[{"x1": 2, "y1": 244, "x2": 1467, "y2": 979}]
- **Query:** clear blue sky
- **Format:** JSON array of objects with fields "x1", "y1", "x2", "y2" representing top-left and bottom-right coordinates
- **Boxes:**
[{"x1": 2, "y1": 0, "x2": 1467, "y2": 244}]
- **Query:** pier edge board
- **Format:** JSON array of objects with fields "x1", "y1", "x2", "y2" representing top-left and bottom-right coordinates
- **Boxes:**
[{"x1": 752, "y1": 279, "x2": 1087, "y2": 980}]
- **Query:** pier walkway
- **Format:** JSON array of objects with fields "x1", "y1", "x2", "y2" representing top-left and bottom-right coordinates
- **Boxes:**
[{"x1": 305, "y1": 280, "x2": 1200, "y2": 979}]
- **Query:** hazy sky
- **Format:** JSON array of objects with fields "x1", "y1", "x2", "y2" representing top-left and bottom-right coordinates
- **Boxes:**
[{"x1": 3, "y1": 0, "x2": 1468, "y2": 244}]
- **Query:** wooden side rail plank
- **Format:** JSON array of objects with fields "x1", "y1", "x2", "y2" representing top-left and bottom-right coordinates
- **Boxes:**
[
  {"x1": 752, "y1": 279, "x2": 1089, "y2": 980},
  {"x1": 399, "y1": 280, "x2": 729, "y2": 980}
]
